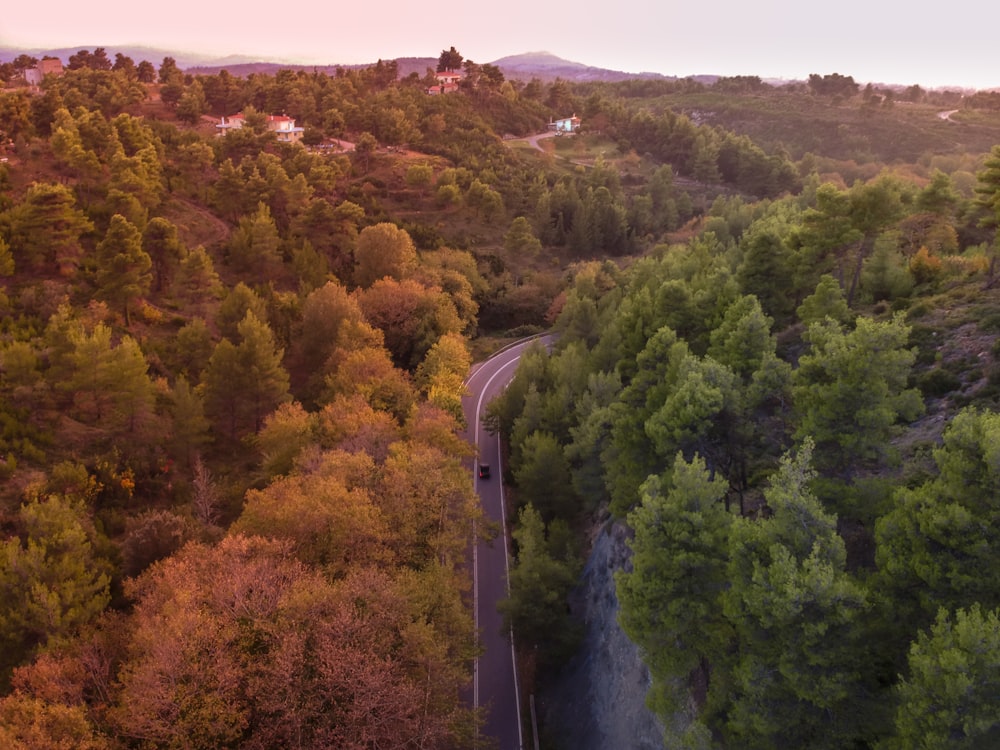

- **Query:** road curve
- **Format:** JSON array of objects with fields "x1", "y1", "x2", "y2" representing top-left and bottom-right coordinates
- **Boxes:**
[
  {"x1": 462, "y1": 335, "x2": 555, "y2": 750},
  {"x1": 516, "y1": 130, "x2": 557, "y2": 151}
]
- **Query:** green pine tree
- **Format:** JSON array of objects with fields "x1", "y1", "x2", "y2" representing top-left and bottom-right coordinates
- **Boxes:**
[{"x1": 96, "y1": 214, "x2": 152, "y2": 326}]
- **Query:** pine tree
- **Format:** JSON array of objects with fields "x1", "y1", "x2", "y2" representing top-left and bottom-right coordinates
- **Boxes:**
[
  {"x1": 0, "y1": 495, "x2": 110, "y2": 665},
  {"x1": 617, "y1": 454, "x2": 732, "y2": 712},
  {"x1": 512, "y1": 431, "x2": 578, "y2": 522},
  {"x1": 109, "y1": 334, "x2": 158, "y2": 437},
  {"x1": 504, "y1": 215, "x2": 543, "y2": 260},
  {"x1": 142, "y1": 216, "x2": 184, "y2": 292},
  {"x1": 497, "y1": 504, "x2": 582, "y2": 666},
  {"x1": 737, "y1": 226, "x2": 795, "y2": 323},
  {"x1": 228, "y1": 201, "x2": 282, "y2": 277},
  {"x1": 0, "y1": 236, "x2": 14, "y2": 277},
  {"x1": 95, "y1": 214, "x2": 152, "y2": 326},
  {"x1": 169, "y1": 375, "x2": 210, "y2": 466},
  {"x1": 722, "y1": 441, "x2": 873, "y2": 748},
  {"x1": 8, "y1": 182, "x2": 94, "y2": 274},
  {"x1": 202, "y1": 338, "x2": 242, "y2": 439},
  {"x1": 65, "y1": 323, "x2": 156, "y2": 437},
  {"x1": 974, "y1": 144, "x2": 1000, "y2": 281},
  {"x1": 891, "y1": 604, "x2": 1000, "y2": 749},
  {"x1": 172, "y1": 246, "x2": 223, "y2": 317},
  {"x1": 203, "y1": 312, "x2": 290, "y2": 438},
  {"x1": 876, "y1": 408, "x2": 1000, "y2": 625},
  {"x1": 216, "y1": 281, "x2": 269, "y2": 342},
  {"x1": 792, "y1": 314, "x2": 923, "y2": 477},
  {"x1": 708, "y1": 294, "x2": 776, "y2": 381},
  {"x1": 974, "y1": 144, "x2": 1000, "y2": 229}
]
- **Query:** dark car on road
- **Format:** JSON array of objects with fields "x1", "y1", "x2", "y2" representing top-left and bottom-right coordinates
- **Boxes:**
[{"x1": 478, "y1": 464, "x2": 491, "y2": 479}]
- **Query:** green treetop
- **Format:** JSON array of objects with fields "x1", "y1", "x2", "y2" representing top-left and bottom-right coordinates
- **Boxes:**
[
  {"x1": 891, "y1": 604, "x2": 1000, "y2": 749},
  {"x1": 0, "y1": 494, "x2": 111, "y2": 672},
  {"x1": 792, "y1": 313, "x2": 923, "y2": 478},
  {"x1": 617, "y1": 454, "x2": 732, "y2": 713},
  {"x1": 95, "y1": 214, "x2": 152, "y2": 326}
]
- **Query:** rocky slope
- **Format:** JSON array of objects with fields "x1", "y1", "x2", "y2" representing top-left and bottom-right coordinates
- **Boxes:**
[{"x1": 536, "y1": 519, "x2": 665, "y2": 749}]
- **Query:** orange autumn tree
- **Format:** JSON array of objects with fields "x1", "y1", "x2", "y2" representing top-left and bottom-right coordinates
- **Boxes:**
[
  {"x1": 107, "y1": 535, "x2": 476, "y2": 748},
  {"x1": 355, "y1": 277, "x2": 463, "y2": 368},
  {"x1": 233, "y1": 450, "x2": 387, "y2": 574},
  {"x1": 909, "y1": 246, "x2": 943, "y2": 284}
]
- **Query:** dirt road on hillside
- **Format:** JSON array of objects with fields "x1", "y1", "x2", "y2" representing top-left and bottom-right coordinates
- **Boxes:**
[{"x1": 508, "y1": 130, "x2": 557, "y2": 151}]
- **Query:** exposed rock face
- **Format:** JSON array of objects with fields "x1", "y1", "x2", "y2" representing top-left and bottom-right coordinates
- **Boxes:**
[{"x1": 536, "y1": 519, "x2": 663, "y2": 749}]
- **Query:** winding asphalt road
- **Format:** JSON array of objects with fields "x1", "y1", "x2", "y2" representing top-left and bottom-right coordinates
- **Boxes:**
[{"x1": 463, "y1": 335, "x2": 554, "y2": 750}]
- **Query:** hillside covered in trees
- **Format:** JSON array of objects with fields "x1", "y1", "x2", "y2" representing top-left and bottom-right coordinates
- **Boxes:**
[{"x1": 1, "y1": 48, "x2": 1000, "y2": 748}]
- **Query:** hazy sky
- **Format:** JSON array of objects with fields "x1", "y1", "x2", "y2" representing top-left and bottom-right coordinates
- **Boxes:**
[{"x1": 2, "y1": 1, "x2": 998, "y2": 90}]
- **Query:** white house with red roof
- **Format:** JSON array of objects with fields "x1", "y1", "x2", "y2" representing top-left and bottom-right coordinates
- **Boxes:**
[
  {"x1": 215, "y1": 113, "x2": 246, "y2": 134},
  {"x1": 427, "y1": 70, "x2": 463, "y2": 95},
  {"x1": 265, "y1": 115, "x2": 305, "y2": 142},
  {"x1": 548, "y1": 114, "x2": 582, "y2": 133},
  {"x1": 216, "y1": 112, "x2": 305, "y2": 143}
]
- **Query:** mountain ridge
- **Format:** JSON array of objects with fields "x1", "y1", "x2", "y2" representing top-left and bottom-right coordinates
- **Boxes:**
[
  {"x1": 2, "y1": 45, "x2": 985, "y2": 90},
  {"x1": 181, "y1": 50, "x2": 683, "y2": 82},
  {"x1": 488, "y1": 51, "x2": 676, "y2": 82},
  {"x1": 0, "y1": 45, "x2": 264, "y2": 70},
  {"x1": 0, "y1": 45, "x2": 691, "y2": 83}
]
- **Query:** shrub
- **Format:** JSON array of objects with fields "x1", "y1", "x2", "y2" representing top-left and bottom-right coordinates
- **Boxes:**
[
  {"x1": 918, "y1": 368, "x2": 962, "y2": 397},
  {"x1": 909, "y1": 247, "x2": 943, "y2": 284},
  {"x1": 137, "y1": 301, "x2": 164, "y2": 324}
]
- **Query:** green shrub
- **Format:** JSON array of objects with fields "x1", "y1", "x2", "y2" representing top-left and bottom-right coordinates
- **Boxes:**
[
  {"x1": 918, "y1": 368, "x2": 962, "y2": 397},
  {"x1": 908, "y1": 324, "x2": 943, "y2": 366}
]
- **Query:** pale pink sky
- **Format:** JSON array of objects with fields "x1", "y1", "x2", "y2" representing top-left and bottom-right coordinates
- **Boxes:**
[{"x1": 2, "y1": 0, "x2": 998, "y2": 90}]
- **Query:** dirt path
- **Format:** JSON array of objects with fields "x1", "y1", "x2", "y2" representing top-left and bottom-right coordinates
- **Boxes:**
[
  {"x1": 161, "y1": 196, "x2": 232, "y2": 249},
  {"x1": 507, "y1": 130, "x2": 557, "y2": 151},
  {"x1": 315, "y1": 138, "x2": 355, "y2": 152}
]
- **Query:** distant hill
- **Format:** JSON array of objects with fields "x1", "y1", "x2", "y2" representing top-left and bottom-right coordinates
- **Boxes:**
[
  {"x1": 3, "y1": 45, "x2": 993, "y2": 91},
  {"x1": 1, "y1": 45, "x2": 683, "y2": 84},
  {"x1": 184, "y1": 51, "x2": 676, "y2": 83},
  {"x1": 489, "y1": 51, "x2": 676, "y2": 82},
  {"x1": 0, "y1": 45, "x2": 267, "y2": 70},
  {"x1": 182, "y1": 57, "x2": 440, "y2": 78},
  {"x1": 394, "y1": 58, "x2": 440, "y2": 78}
]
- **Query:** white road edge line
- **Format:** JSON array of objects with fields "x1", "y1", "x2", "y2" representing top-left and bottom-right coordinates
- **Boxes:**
[
  {"x1": 496, "y1": 409, "x2": 525, "y2": 750},
  {"x1": 472, "y1": 353, "x2": 525, "y2": 750}
]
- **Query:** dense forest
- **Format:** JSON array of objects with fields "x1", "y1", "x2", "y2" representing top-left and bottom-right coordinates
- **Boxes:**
[{"x1": 1, "y1": 46, "x2": 1000, "y2": 748}]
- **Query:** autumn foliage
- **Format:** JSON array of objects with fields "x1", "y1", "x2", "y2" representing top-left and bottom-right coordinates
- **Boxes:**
[{"x1": 0, "y1": 61, "x2": 492, "y2": 746}]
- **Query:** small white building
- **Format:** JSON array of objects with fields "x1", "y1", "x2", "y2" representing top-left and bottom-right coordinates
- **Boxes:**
[
  {"x1": 427, "y1": 70, "x2": 463, "y2": 95},
  {"x1": 24, "y1": 58, "x2": 64, "y2": 86},
  {"x1": 216, "y1": 113, "x2": 305, "y2": 143},
  {"x1": 215, "y1": 113, "x2": 246, "y2": 134},
  {"x1": 265, "y1": 115, "x2": 305, "y2": 143},
  {"x1": 548, "y1": 114, "x2": 582, "y2": 133}
]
